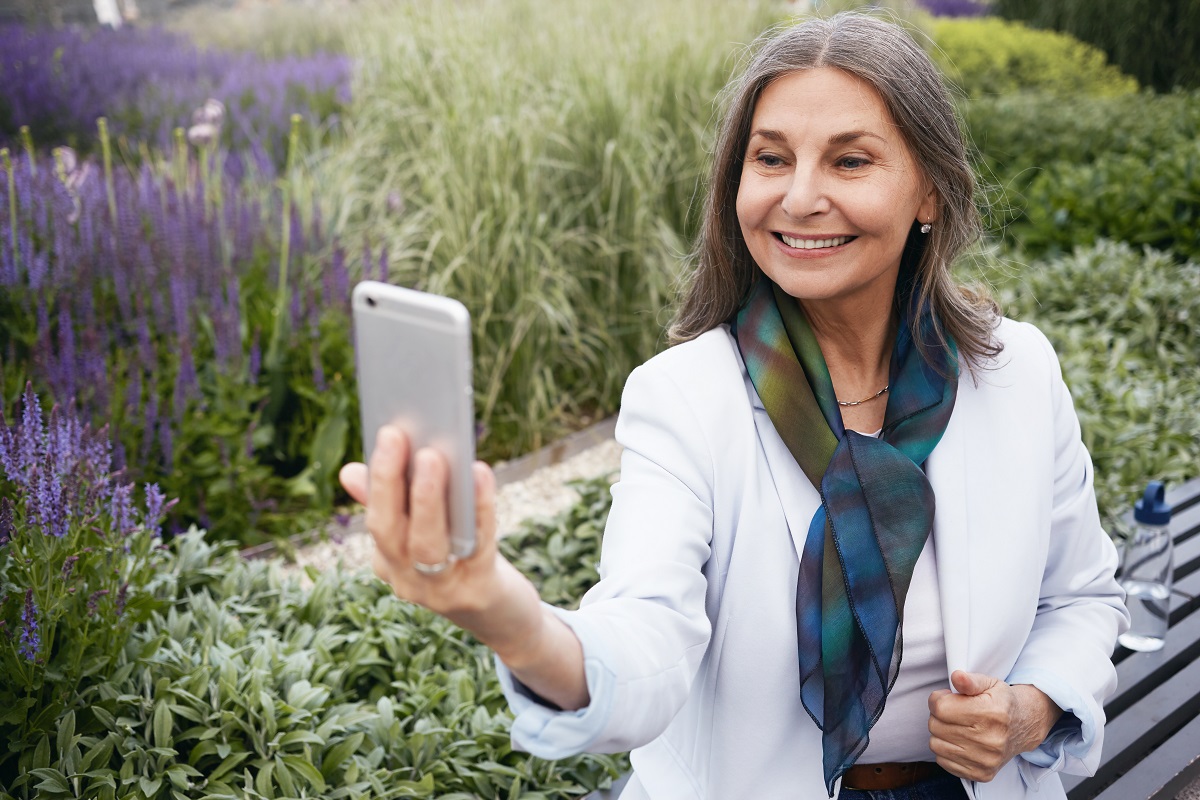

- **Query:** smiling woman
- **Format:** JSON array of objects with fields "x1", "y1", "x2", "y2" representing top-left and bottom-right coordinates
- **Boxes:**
[{"x1": 340, "y1": 11, "x2": 1129, "y2": 800}]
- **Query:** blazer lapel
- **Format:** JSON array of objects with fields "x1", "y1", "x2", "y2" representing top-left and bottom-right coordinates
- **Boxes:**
[{"x1": 928, "y1": 384, "x2": 974, "y2": 675}]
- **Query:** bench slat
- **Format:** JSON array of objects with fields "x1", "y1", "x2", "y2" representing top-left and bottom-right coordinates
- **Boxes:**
[
  {"x1": 1063, "y1": 637, "x2": 1200, "y2": 797},
  {"x1": 1089, "y1": 712, "x2": 1200, "y2": 800}
]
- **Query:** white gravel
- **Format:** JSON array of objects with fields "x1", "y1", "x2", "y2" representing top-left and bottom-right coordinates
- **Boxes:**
[{"x1": 279, "y1": 438, "x2": 623, "y2": 582}]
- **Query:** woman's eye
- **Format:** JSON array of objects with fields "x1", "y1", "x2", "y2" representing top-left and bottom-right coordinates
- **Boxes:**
[
  {"x1": 838, "y1": 156, "x2": 869, "y2": 169},
  {"x1": 755, "y1": 153, "x2": 785, "y2": 168}
]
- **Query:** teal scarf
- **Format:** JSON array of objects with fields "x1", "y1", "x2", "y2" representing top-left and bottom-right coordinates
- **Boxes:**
[{"x1": 732, "y1": 276, "x2": 958, "y2": 796}]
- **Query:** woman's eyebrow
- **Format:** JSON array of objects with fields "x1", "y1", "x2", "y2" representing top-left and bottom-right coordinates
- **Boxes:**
[
  {"x1": 827, "y1": 130, "x2": 887, "y2": 146},
  {"x1": 747, "y1": 128, "x2": 789, "y2": 145}
]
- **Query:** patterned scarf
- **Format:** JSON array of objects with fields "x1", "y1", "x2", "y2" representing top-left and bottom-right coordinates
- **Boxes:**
[{"x1": 732, "y1": 275, "x2": 958, "y2": 796}]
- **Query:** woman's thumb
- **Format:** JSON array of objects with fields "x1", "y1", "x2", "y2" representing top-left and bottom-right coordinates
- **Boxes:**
[{"x1": 951, "y1": 669, "x2": 1000, "y2": 696}]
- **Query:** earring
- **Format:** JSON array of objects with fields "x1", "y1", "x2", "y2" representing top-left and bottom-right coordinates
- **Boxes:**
[{"x1": 920, "y1": 222, "x2": 932, "y2": 234}]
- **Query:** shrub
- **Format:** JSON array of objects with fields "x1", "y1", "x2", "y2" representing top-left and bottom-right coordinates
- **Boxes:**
[
  {"x1": 0, "y1": 387, "x2": 175, "y2": 782},
  {"x1": 993, "y1": 0, "x2": 1200, "y2": 92},
  {"x1": 928, "y1": 17, "x2": 1137, "y2": 97},
  {"x1": 963, "y1": 90, "x2": 1200, "y2": 189},
  {"x1": 1012, "y1": 139, "x2": 1200, "y2": 261},
  {"x1": 973, "y1": 240, "x2": 1200, "y2": 530},
  {"x1": 0, "y1": 479, "x2": 627, "y2": 799}
]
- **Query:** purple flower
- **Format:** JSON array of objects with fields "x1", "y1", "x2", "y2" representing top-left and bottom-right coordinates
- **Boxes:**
[
  {"x1": 0, "y1": 496, "x2": 13, "y2": 546},
  {"x1": 19, "y1": 589, "x2": 40, "y2": 662},
  {"x1": 109, "y1": 482, "x2": 134, "y2": 535},
  {"x1": 143, "y1": 482, "x2": 167, "y2": 537},
  {"x1": 86, "y1": 589, "x2": 109, "y2": 617},
  {"x1": 115, "y1": 583, "x2": 128, "y2": 617},
  {"x1": 18, "y1": 383, "x2": 43, "y2": 476},
  {"x1": 61, "y1": 554, "x2": 79, "y2": 580}
]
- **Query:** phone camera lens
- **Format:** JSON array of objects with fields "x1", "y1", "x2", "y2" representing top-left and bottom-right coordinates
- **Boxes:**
[{"x1": 366, "y1": 296, "x2": 376, "y2": 307}]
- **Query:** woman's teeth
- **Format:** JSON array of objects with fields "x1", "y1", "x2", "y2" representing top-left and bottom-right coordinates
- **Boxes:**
[{"x1": 779, "y1": 234, "x2": 852, "y2": 249}]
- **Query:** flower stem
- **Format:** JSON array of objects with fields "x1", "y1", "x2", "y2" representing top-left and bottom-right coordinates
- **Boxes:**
[
  {"x1": 97, "y1": 118, "x2": 118, "y2": 229},
  {"x1": 2, "y1": 148, "x2": 17, "y2": 274}
]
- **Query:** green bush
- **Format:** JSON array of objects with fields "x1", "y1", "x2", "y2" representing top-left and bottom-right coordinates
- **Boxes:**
[
  {"x1": 973, "y1": 240, "x2": 1200, "y2": 531},
  {"x1": 929, "y1": 17, "x2": 1137, "y2": 98},
  {"x1": 1, "y1": 479, "x2": 626, "y2": 799},
  {"x1": 963, "y1": 90, "x2": 1200, "y2": 189},
  {"x1": 993, "y1": 0, "x2": 1200, "y2": 92},
  {"x1": 1011, "y1": 139, "x2": 1200, "y2": 261}
]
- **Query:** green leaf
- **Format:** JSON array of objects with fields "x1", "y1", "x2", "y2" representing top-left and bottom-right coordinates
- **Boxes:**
[
  {"x1": 282, "y1": 754, "x2": 327, "y2": 791},
  {"x1": 153, "y1": 701, "x2": 173, "y2": 749},
  {"x1": 55, "y1": 710, "x2": 76, "y2": 754},
  {"x1": 28, "y1": 768, "x2": 70, "y2": 794},
  {"x1": 320, "y1": 732, "x2": 365, "y2": 780},
  {"x1": 139, "y1": 776, "x2": 163, "y2": 797}
]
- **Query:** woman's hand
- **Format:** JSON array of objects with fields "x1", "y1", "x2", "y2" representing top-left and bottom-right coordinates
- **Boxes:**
[
  {"x1": 339, "y1": 425, "x2": 589, "y2": 710},
  {"x1": 927, "y1": 670, "x2": 1063, "y2": 782}
]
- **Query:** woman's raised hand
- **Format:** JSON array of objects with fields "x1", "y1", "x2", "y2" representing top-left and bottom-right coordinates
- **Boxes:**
[{"x1": 338, "y1": 425, "x2": 590, "y2": 710}]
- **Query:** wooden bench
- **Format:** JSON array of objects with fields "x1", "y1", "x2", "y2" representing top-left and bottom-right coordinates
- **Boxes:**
[
  {"x1": 1065, "y1": 476, "x2": 1200, "y2": 800},
  {"x1": 584, "y1": 478, "x2": 1200, "y2": 800}
]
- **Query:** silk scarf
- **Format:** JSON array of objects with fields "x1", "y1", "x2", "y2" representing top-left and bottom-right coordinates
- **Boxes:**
[{"x1": 732, "y1": 276, "x2": 958, "y2": 795}]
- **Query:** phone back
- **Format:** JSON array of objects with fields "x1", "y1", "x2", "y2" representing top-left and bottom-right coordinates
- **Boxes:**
[{"x1": 352, "y1": 281, "x2": 476, "y2": 556}]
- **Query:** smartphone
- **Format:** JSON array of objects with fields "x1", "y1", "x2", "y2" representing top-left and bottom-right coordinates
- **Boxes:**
[{"x1": 352, "y1": 281, "x2": 476, "y2": 559}]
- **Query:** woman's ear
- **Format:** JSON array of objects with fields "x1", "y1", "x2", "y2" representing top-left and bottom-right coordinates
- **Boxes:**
[{"x1": 918, "y1": 185, "x2": 940, "y2": 225}]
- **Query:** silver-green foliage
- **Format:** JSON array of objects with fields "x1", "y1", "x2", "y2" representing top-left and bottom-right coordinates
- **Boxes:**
[
  {"x1": 2, "y1": 480, "x2": 622, "y2": 800},
  {"x1": 317, "y1": 0, "x2": 775, "y2": 457},
  {"x1": 977, "y1": 240, "x2": 1200, "y2": 532}
]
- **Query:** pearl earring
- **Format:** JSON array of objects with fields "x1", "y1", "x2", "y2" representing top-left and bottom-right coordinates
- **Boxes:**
[{"x1": 920, "y1": 222, "x2": 932, "y2": 234}]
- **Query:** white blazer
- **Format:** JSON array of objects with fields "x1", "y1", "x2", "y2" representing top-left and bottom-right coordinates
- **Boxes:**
[{"x1": 497, "y1": 319, "x2": 1129, "y2": 800}]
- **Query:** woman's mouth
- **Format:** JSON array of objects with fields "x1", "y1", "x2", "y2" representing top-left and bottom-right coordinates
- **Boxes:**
[{"x1": 776, "y1": 233, "x2": 856, "y2": 250}]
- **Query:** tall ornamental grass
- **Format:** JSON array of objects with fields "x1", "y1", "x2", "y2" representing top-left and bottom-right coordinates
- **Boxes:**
[{"x1": 317, "y1": 0, "x2": 776, "y2": 455}]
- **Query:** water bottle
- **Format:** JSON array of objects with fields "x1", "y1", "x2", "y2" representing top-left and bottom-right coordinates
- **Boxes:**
[{"x1": 1117, "y1": 481, "x2": 1174, "y2": 652}]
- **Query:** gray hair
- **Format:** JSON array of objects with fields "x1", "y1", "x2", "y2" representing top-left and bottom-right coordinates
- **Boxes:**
[{"x1": 669, "y1": 11, "x2": 999, "y2": 372}]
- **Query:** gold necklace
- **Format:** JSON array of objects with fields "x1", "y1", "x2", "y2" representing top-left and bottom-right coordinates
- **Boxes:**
[{"x1": 836, "y1": 384, "x2": 889, "y2": 407}]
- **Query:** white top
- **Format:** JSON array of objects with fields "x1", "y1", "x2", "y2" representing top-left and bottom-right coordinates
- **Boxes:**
[{"x1": 859, "y1": 539, "x2": 948, "y2": 762}]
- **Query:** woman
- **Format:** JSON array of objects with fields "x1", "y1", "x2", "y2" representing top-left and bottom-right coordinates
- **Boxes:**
[{"x1": 339, "y1": 12, "x2": 1129, "y2": 800}]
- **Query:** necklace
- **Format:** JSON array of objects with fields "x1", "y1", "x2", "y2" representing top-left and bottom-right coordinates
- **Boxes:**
[{"x1": 837, "y1": 384, "x2": 889, "y2": 407}]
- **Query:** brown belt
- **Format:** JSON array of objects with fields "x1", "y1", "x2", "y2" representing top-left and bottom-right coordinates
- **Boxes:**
[{"x1": 841, "y1": 762, "x2": 949, "y2": 791}]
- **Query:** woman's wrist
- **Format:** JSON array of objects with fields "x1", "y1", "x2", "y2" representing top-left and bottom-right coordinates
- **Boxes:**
[{"x1": 1011, "y1": 683, "x2": 1064, "y2": 753}]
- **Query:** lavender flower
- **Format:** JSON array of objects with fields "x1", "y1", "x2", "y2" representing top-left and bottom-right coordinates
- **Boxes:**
[
  {"x1": 115, "y1": 583, "x2": 128, "y2": 616},
  {"x1": 86, "y1": 589, "x2": 109, "y2": 617},
  {"x1": 0, "y1": 496, "x2": 13, "y2": 546},
  {"x1": 19, "y1": 589, "x2": 40, "y2": 662},
  {"x1": 109, "y1": 482, "x2": 134, "y2": 535},
  {"x1": 61, "y1": 554, "x2": 79, "y2": 580},
  {"x1": 143, "y1": 482, "x2": 166, "y2": 537}
]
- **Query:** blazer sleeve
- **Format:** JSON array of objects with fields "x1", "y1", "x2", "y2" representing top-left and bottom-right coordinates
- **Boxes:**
[
  {"x1": 496, "y1": 357, "x2": 716, "y2": 756},
  {"x1": 1005, "y1": 324, "x2": 1131, "y2": 782}
]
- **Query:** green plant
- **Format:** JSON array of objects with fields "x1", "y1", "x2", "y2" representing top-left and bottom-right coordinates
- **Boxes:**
[
  {"x1": 0, "y1": 476, "x2": 626, "y2": 799},
  {"x1": 993, "y1": 0, "x2": 1200, "y2": 92},
  {"x1": 928, "y1": 17, "x2": 1137, "y2": 97},
  {"x1": 970, "y1": 240, "x2": 1200, "y2": 532},
  {"x1": 1012, "y1": 139, "x2": 1200, "y2": 261},
  {"x1": 0, "y1": 387, "x2": 175, "y2": 783}
]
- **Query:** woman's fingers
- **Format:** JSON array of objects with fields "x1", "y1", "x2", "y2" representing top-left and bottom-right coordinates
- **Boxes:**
[
  {"x1": 407, "y1": 447, "x2": 452, "y2": 571},
  {"x1": 338, "y1": 462, "x2": 369, "y2": 505},
  {"x1": 366, "y1": 426, "x2": 411, "y2": 564},
  {"x1": 472, "y1": 461, "x2": 498, "y2": 556}
]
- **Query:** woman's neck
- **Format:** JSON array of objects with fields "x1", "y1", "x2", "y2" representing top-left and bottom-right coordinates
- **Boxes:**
[{"x1": 801, "y1": 298, "x2": 897, "y2": 433}]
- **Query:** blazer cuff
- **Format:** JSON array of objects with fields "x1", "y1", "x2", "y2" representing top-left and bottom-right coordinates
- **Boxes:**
[
  {"x1": 1007, "y1": 667, "x2": 1097, "y2": 780},
  {"x1": 495, "y1": 604, "x2": 616, "y2": 759}
]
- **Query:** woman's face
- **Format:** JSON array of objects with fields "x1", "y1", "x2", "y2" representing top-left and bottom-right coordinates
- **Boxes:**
[{"x1": 736, "y1": 67, "x2": 938, "y2": 313}]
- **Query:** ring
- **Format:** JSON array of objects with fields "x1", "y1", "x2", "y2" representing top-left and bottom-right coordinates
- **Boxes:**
[{"x1": 412, "y1": 557, "x2": 454, "y2": 576}]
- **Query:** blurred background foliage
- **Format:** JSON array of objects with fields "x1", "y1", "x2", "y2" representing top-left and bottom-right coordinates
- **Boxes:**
[{"x1": 0, "y1": 0, "x2": 1195, "y2": 547}]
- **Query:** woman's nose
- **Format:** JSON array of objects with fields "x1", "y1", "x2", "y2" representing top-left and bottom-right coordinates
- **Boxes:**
[{"x1": 780, "y1": 164, "x2": 831, "y2": 219}]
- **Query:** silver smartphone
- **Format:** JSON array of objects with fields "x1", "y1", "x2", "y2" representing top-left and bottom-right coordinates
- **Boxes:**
[{"x1": 352, "y1": 281, "x2": 476, "y2": 559}]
